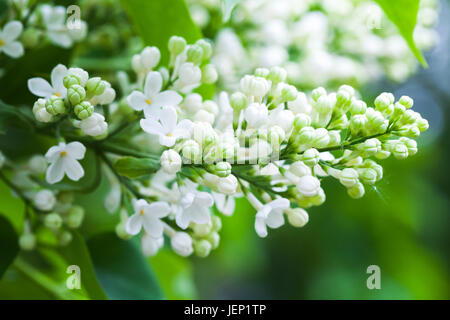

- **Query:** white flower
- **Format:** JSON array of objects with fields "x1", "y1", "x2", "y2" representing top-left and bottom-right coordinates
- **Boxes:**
[
  {"x1": 125, "y1": 199, "x2": 171, "y2": 237},
  {"x1": 41, "y1": 5, "x2": 75, "y2": 48},
  {"x1": 79, "y1": 113, "x2": 108, "y2": 136},
  {"x1": 141, "y1": 233, "x2": 164, "y2": 257},
  {"x1": 217, "y1": 174, "x2": 238, "y2": 195},
  {"x1": 212, "y1": 192, "x2": 235, "y2": 216},
  {"x1": 0, "y1": 21, "x2": 24, "y2": 58},
  {"x1": 28, "y1": 155, "x2": 48, "y2": 175},
  {"x1": 127, "y1": 71, "x2": 182, "y2": 118},
  {"x1": 33, "y1": 189, "x2": 56, "y2": 211},
  {"x1": 240, "y1": 75, "x2": 270, "y2": 99},
  {"x1": 183, "y1": 93, "x2": 203, "y2": 113},
  {"x1": 269, "y1": 106, "x2": 294, "y2": 132},
  {"x1": 176, "y1": 189, "x2": 214, "y2": 229},
  {"x1": 90, "y1": 83, "x2": 116, "y2": 105},
  {"x1": 288, "y1": 92, "x2": 312, "y2": 114},
  {"x1": 140, "y1": 106, "x2": 193, "y2": 147},
  {"x1": 174, "y1": 62, "x2": 202, "y2": 92},
  {"x1": 244, "y1": 103, "x2": 268, "y2": 128},
  {"x1": 160, "y1": 149, "x2": 182, "y2": 174},
  {"x1": 296, "y1": 175, "x2": 321, "y2": 197},
  {"x1": 68, "y1": 67, "x2": 89, "y2": 86},
  {"x1": 254, "y1": 198, "x2": 290, "y2": 238},
  {"x1": 32, "y1": 98, "x2": 54, "y2": 122},
  {"x1": 28, "y1": 64, "x2": 67, "y2": 99},
  {"x1": 45, "y1": 141, "x2": 86, "y2": 184},
  {"x1": 171, "y1": 232, "x2": 193, "y2": 257}
]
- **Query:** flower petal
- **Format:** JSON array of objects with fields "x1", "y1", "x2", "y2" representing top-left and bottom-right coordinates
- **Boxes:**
[
  {"x1": 142, "y1": 217, "x2": 163, "y2": 238},
  {"x1": 45, "y1": 142, "x2": 65, "y2": 162},
  {"x1": 46, "y1": 160, "x2": 65, "y2": 184},
  {"x1": 255, "y1": 216, "x2": 268, "y2": 238},
  {"x1": 2, "y1": 21, "x2": 23, "y2": 41},
  {"x1": 140, "y1": 118, "x2": 164, "y2": 135},
  {"x1": 269, "y1": 198, "x2": 290, "y2": 210},
  {"x1": 2, "y1": 41, "x2": 23, "y2": 58},
  {"x1": 127, "y1": 91, "x2": 148, "y2": 111},
  {"x1": 173, "y1": 119, "x2": 193, "y2": 139},
  {"x1": 148, "y1": 201, "x2": 171, "y2": 218},
  {"x1": 125, "y1": 214, "x2": 143, "y2": 235},
  {"x1": 144, "y1": 71, "x2": 162, "y2": 97},
  {"x1": 176, "y1": 209, "x2": 190, "y2": 229},
  {"x1": 159, "y1": 135, "x2": 176, "y2": 147},
  {"x1": 195, "y1": 192, "x2": 214, "y2": 207},
  {"x1": 63, "y1": 158, "x2": 84, "y2": 181},
  {"x1": 265, "y1": 210, "x2": 285, "y2": 229},
  {"x1": 28, "y1": 78, "x2": 54, "y2": 98},
  {"x1": 159, "y1": 106, "x2": 177, "y2": 133},
  {"x1": 51, "y1": 64, "x2": 68, "y2": 96},
  {"x1": 47, "y1": 31, "x2": 72, "y2": 48},
  {"x1": 65, "y1": 141, "x2": 86, "y2": 160},
  {"x1": 153, "y1": 90, "x2": 182, "y2": 108}
]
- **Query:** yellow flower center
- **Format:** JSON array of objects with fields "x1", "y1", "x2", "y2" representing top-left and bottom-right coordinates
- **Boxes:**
[
  {"x1": 139, "y1": 209, "x2": 145, "y2": 216},
  {"x1": 167, "y1": 133, "x2": 173, "y2": 137},
  {"x1": 145, "y1": 99, "x2": 152, "y2": 105},
  {"x1": 54, "y1": 92, "x2": 61, "y2": 97},
  {"x1": 60, "y1": 151, "x2": 68, "y2": 157},
  {"x1": 0, "y1": 39, "x2": 4, "y2": 46}
]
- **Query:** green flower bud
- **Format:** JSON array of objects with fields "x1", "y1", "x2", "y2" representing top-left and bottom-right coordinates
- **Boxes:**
[
  {"x1": 115, "y1": 222, "x2": 132, "y2": 240},
  {"x1": 66, "y1": 205, "x2": 85, "y2": 229},
  {"x1": 313, "y1": 95, "x2": 332, "y2": 114},
  {"x1": 168, "y1": 36, "x2": 186, "y2": 55},
  {"x1": 20, "y1": 27, "x2": 41, "y2": 48},
  {"x1": 295, "y1": 126, "x2": 316, "y2": 147},
  {"x1": 67, "y1": 85, "x2": 86, "y2": 105},
  {"x1": 215, "y1": 161, "x2": 231, "y2": 177},
  {"x1": 349, "y1": 100, "x2": 367, "y2": 114},
  {"x1": 86, "y1": 77, "x2": 106, "y2": 96},
  {"x1": 59, "y1": 231, "x2": 73, "y2": 246},
  {"x1": 349, "y1": 114, "x2": 368, "y2": 135},
  {"x1": 311, "y1": 87, "x2": 327, "y2": 101},
  {"x1": 400, "y1": 137, "x2": 418, "y2": 156},
  {"x1": 201, "y1": 64, "x2": 218, "y2": 84},
  {"x1": 400, "y1": 110, "x2": 418, "y2": 125},
  {"x1": 347, "y1": 182, "x2": 365, "y2": 199},
  {"x1": 45, "y1": 96, "x2": 66, "y2": 115},
  {"x1": 182, "y1": 140, "x2": 201, "y2": 163},
  {"x1": 44, "y1": 213, "x2": 63, "y2": 230},
  {"x1": 366, "y1": 108, "x2": 386, "y2": 128},
  {"x1": 375, "y1": 150, "x2": 391, "y2": 160},
  {"x1": 339, "y1": 168, "x2": 359, "y2": 188},
  {"x1": 374, "y1": 92, "x2": 394, "y2": 111},
  {"x1": 230, "y1": 92, "x2": 247, "y2": 110},
  {"x1": 302, "y1": 148, "x2": 319, "y2": 167},
  {"x1": 268, "y1": 66, "x2": 287, "y2": 83},
  {"x1": 336, "y1": 85, "x2": 354, "y2": 107},
  {"x1": 211, "y1": 215, "x2": 222, "y2": 232},
  {"x1": 310, "y1": 188, "x2": 326, "y2": 206},
  {"x1": 358, "y1": 168, "x2": 377, "y2": 185},
  {"x1": 196, "y1": 39, "x2": 212, "y2": 59},
  {"x1": 74, "y1": 101, "x2": 94, "y2": 120},
  {"x1": 392, "y1": 142, "x2": 409, "y2": 159},
  {"x1": 186, "y1": 44, "x2": 204, "y2": 65},
  {"x1": 338, "y1": 84, "x2": 355, "y2": 97},
  {"x1": 194, "y1": 239, "x2": 212, "y2": 258},
  {"x1": 363, "y1": 160, "x2": 383, "y2": 181},
  {"x1": 312, "y1": 128, "x2": 330, "y2": 148},
  {"x1": 63, "y1": 74, "x2": 81, "y2": 88},
  {"x1": 391, "y1": 102, "x2": 406, "y2": 120},
  {"x1": 357, "y1": 138, "x2": 381, "y2": 157},
  {"x1": 328, "y1": 130, "x2": 341, "y2": 146},
  {"x1": 416, "y1": 117, "x2": 429, "y2": 132},
  {"x1": 206, "y1": 232, "x2": 220, "y2": 249},
  {"x1": 399, "y1": 95, "x2": 413, "y2": 109},
  {"x1": 407, "y1": 125, "x2": 421, "y2": 139},
  {"x1": 281, "y1": 84, "x2": 298, "y2": 102},
  {"x1": 19, "y1": 233, "x2": 36, "y2": 251},
  {"x1": 268, "y1": 125, "x2": 285, "y2": 145},
  {"x1": 254, "y1": 68, "x2": 269, "y2": 78},
  {"x1": 192, "y1": 223, "x2": 212, "y2": 237},
  {"x1": 293, "y1": 113, "x2": 311, "y2": 130},
  {"x1": 286, "y1": 208, "x2": 309, "y2": 227},
  {"x1": 329, "y1": 114, "x2": 349, "y2": 130}
]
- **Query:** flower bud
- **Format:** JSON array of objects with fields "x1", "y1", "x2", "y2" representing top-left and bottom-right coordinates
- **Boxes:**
[
  {"x1": 313, "y1": 95, "x2": 332, "y2": 114},
  {"x1": 293, "y1": 113, "x2": 311, "y2": 130},
  {"x1": 302, "y1": 148, "x2": 319, "y2": 167},
  {"x1": 33, "y1": 98, "x2": 54, "y2": 122},
  {"x1": 66, "y1": 205, "x2": 85, "y2": 229},
  {"x1": 349, "y1": 100, "x2": 367, "y2": 114},
  {"x1": 311, "y1": 87, "x2": 327, "y2": 101},
  {"x1": 214, "y1": 161, "x2": 231, "y2": 177},
  {"x1": 168, "y1": 36, "x2": 186, "y2": 55},
  {"x1": 141, "y1": 46, "x2": 161, "y2": 69},
  {"x1": 196, "y1": 39, "x2": 212, "y2": 59},
  {"x1": 58, "y1": 231, "x2": 73, "y2": 246},
  {"x1": 268, "y1": 66, "x2": 287, "y2": 83},
  {"x1": 281, "y1": 84, "x2": 298, "y2": 102},
  {"x1": 79, "y1": 113, "x2": 108, "y2": 137},
  {"x1": 207, "y1": 232, "x2": 220, "y2": 249},
  {"x1": 192, "y1": 223, "x2": 212, "y2": 237},
  {"x1": 217, "y1": 174, "x2": 238, "y2": 195},
  {"x1": 240, "y1": 75, "x2": 270, "y2": 98},
  {"x1": 171, "y1": 232, "x2": 193, "y2": 257},
  {"x1": 400, "y1": 138, "x2": 418, "y2": 156},
  {"x1": 68, "y1": 85, "x2": 86, "y2": 105},
  {"x1": 290, "y1": 161, "x2": 311, "y2": 177},
  {"x1": 358, "y1": 168, "x2": 377, "y2": 185},
  {"x1": 312, "y1": 128, "x2": 330, "y2": 148},
  {"x1": 400, "y1": 110, "x2": 418, "y2": 125},
  {"x1": 211, "y1": 215, "x2": 222, "y2": 231},
  {"x1": 141, "y1": 234, "x2": 163, "y2": 257},
  {"x1": 339, "y1": 168, "x2": 359, "y2": 188},
  {"x1": 44, "y1": 212, "x2": 63, "y2": 230},
  {"x1": 45, "y1": 96, "x2": 66, "y2": 115},
  {"x1": 288, "y1": 92, "x2": 311, "y2": 114},
  {"x1": 194, "y1": 239, "x2": 212, "y2": 258},
  {"x1": 230, "y1": 92, "x2": 247, "y2": 111},
  {"x1": 86, "y1": 77, "x2": 106, "y2": 96},
  {"x1": 178, "y1": 62, "x2": 202, "y2": 85},
  {"x1": 63, "y1": 74, "x2": 81, "y2": 88},
  {"x1": 33, "y1": 190, "x2": 56, "y2": 211},
  {"x1": 286, "y1": 208, "x2": 309, "y2": 227},
  {"x1": 183, "y1": 93, "x2": 203, "y2": 113},
  {"x1": 328, "y1": 130, "x2": 341, "y2": 146},
  {"x1": 349, "y1": 114, "x2": 368, "y2": 135},
  {"x1": 244, "y1": 103, "x2": 268, "y2": 128},
  {"x1": 347, "y1": 182, "x2": 365, "y2": 199},
  {"x1": 115, "y1": 222, "x2": 132, "y2": 240},
  {"x1": 392, "y1": 142, "x2": 409, "y2": 159},
  {"x1": 268, "y1": 126, "x2": 285, "y2": 145},
  {"x1": 20, "y1": 27, "x2": 41, "y2": 48},
  {"x1": 374, "y1": 92, "x2": 394, "y2": 111},
  {"x1": 19, "y1": 233, "x2": 36, "y2": 251},
  {"x1": 296, "y1": 175, "x2": 321, "y2": 197},
  {"x1": 160, "y1": 149, "x2": 182, "y2": 174},
  {"x1": 399, "y1": 95, "x2": 413, "y2": 109},
  {"x1": 68, "y1": 68, "x2": 89, "y2": 86},
  {"x1": 28, "y1": 155, "x2": 47, "y2": 175},
  {"x1": 201, "y1": 64, "x2": 218, "y2": 84},
  {"x1": 310, "y1": 188, "x2": 326, "y2": 206},
  {"x1": 254, "y1": 68, "x2": 269, "y2": 78},
  {"x1": 358, "y1": 138, "x2": 381, "y2": 157},
  {"x1": 186, "y1": 44, "x2": 204, "y2": 65},
  {"x1": 181, "y1": 140, "x2": 201, "y2": 163}
]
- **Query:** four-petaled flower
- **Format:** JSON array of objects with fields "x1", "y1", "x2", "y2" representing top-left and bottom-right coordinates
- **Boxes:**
[
  {"x1": 45, "y1": 141, "x2": 86, "y2": 184},
  {"x1": 254, "y1": 198, "x2": 290, "y2": 238},
  {"x1": 176, "y1": 190, "x2": 214, "y2": 229},
  {"x1": 127, "y1": 71, "x2": 182, "y2": 119},
  {"x1": 126, "y1": 199, "x2": 171, "y2": 237},
  {"x1": 140, "y1": 106, "x2": 193, "y2": 147},
  {"x1": 0, "y1": 21, "x2": 24, "y2": 58},
  {"x1": 28, "y1": 64, "x2": 68, "y2": 99}
]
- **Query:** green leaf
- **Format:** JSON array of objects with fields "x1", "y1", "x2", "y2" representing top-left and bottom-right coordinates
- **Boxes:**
[
  {"x1": 114, "y1": 156, "x2": 160, "y2": 179},
  {"x1": 374, "y1": 0, "x2": 427, "y2": 67},
  {"x1": 58, "y1": 232, "x2": 108, "y2": 300},
  {"x1": 221, "y1": 0, "x2": 241, "y2": 22},
  {"x1": 120, "y1": 0, "x2": 202, "y2": 64},
  {"x1": 0, "y1": 101, "x2": 35, "y2": 135},
  {"x1": 87, "y1": 233, "x2": 165, "y2": 300},
  {"x1": 0, "y1": 216, "x2": 19, "y2": 279}
]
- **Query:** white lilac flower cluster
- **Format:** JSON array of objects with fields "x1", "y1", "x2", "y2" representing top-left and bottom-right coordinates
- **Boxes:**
[
  {"x1": 0, "y1": 150, "x2": 85, "y2": 250},
  {"x1": 189, "y1": 0, "x2": 438, "y2": 89},
  {"x1": 0, "y1": 2, "x2": 87, "y2": 59},
  {"x1": 11, "y1": 36, "x2": 428, "y2": 259}
]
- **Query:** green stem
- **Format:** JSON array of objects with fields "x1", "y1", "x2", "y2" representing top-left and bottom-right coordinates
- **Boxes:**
[{"x1": 0, "y1": 170, "x2": 31, "y2": 206}]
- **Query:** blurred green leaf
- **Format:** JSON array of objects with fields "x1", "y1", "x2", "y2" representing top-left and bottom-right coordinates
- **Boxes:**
[
  {"x1": 120, "y1": 0, "x2": 202, "y2": 64},
  {"x1": 87, "y1": 233, "x2": 165, "y2": 299},
  {"x1": 150, "y1": 249, "x2": 197, "y2": 299},
  {"x1": 0, "y1": 177, "x2": 25, "y2": 233},
  {"x1": 114, "y1": 156, "x2": 160, "y2": 179},
  {"x1": 374, "y1": 0, "x2": 427, "y2": 67},
  {"x1": 0, "y1": 216, "x2": 19, "y2": 279},
  {"x1": 0, "y1": 101, "x2": 35, "y2": 135}
]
